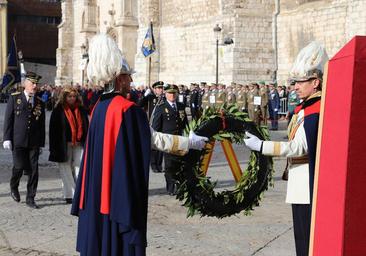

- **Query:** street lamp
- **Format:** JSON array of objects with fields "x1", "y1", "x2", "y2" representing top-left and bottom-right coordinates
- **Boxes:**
[
  {"x1": 213, "y1": 24, "x2": 222, "y2": 86},
  {"x1": 80, "y1": 43, "x2": 88, "y2": 86}
]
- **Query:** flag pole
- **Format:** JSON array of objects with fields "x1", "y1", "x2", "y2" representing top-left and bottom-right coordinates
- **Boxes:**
[{"x1": 148, "y1": 55, "x2": 152, "y2": 89}]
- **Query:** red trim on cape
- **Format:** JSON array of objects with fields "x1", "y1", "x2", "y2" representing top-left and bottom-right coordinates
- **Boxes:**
[
  {"x1": 100, "y1": 96, "x2": 134, "y2": 214},
  {"x1": 304, "y1": 101, "x2": 321, "y2": 117},
  {"x1": 79, "y1": 97, "x2": 134, "y2": 213},
  {"x1": 79, "y1": 99, "x2": 99, "y2": 210}
]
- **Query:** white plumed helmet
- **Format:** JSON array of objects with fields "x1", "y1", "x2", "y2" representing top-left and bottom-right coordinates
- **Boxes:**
[
  {"x1": 87, "y1": 34, "x2": 134, "y2": 85},
  {"x1": 290, "y1": 41, "x2": 329, "y2": 82}
]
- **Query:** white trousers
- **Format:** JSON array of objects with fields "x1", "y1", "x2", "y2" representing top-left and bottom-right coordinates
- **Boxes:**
[{"x1": 58, "y1": 143, "x2": 83, "y2": 199}]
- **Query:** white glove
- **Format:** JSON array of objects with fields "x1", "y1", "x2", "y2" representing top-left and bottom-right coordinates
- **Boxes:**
[
  {"x1": 274, "y1": 108, "x2": 278, "y2": 112},
  {"x1": 188, "y1": 131, "x2": 209, "y2": 150},
  {"x1": 3, "y1": 140, "x2": 12, "y2": 150},
  {"x1": 243, "y1": 132, "x2": 263, "y2": 152},
  {"x1": 144, "y1": 89, "x2": 152, "y2": 97}
]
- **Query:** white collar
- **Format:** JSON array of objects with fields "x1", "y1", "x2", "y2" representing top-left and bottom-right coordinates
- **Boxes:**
[
  {"x1": 24, "y1": 91, "x2": 33, "y2": 101},
  {"x1": 167, "y1": 100, "x2": 176, "y2": 108}
]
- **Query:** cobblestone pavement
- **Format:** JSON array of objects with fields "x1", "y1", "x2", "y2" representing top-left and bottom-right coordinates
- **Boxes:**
[{"x1": 0, "y1": 103, "x2": 295, "y2": 255}]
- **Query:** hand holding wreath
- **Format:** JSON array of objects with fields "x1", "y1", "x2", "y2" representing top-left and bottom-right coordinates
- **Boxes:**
[{"x1": 174, "y1": 104, "x2": 274, "y2": 218}]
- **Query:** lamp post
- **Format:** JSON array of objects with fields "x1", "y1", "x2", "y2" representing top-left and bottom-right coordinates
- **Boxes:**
[
  {"x1": 213, "y1": 24, "x2": 222, "y2": 86},
  {"x1": 80, "y1": 44, "x2": 88, "y2": 86}
]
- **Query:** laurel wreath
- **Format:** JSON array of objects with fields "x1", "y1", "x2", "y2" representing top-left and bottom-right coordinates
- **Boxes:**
[{"x1": 175, "y1": 104, "x2": 274, "y2": 218}]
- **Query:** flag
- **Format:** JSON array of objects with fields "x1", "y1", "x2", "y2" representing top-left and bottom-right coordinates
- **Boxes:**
[
  {"x1": 141, "y1": 22, "x2": 156, "y2": 57},
  {"x1": 1, "y1": 35, "x2": 21, "y2": 92}
]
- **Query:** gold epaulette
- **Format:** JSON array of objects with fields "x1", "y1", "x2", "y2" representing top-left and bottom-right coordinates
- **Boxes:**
[{"x1": 11, "y1": 92, "x2": 21, "y2": 96}]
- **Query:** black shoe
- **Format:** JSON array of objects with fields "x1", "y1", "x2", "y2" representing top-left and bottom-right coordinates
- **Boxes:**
[
  {"x1": 152, "y1": 169, "x2": 159, "y2": 173},
  {"x1": 10, "y1": 190, "x2": 20, "y2": 202},
  {"x1": 26, "y1": 200, "x2": 39, "y2": 209},
  {"x1": 65, "y1": 198, "x2": 73, "y2": 204}
]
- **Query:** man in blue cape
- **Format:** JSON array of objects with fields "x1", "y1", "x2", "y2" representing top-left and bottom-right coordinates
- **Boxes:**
[{"x1": 71, "y1": 34, "x2": 207, "y2": 256}]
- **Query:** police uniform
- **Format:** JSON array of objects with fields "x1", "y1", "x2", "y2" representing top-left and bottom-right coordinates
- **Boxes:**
[
  {"x1": 152, "y1": 84, "x2": 188, "y2": 195},
  {"x1": 268, "y1": 85, "x2": 280, "y2": 130},
  {"x1": 190, "y1": 84, "x2": 200, "y2": 120},
  {"x1": 138, "y1": 81, "x2": 165, "y2": 172},
  {"x1": 3, "y1": 72, "x2": 45, "y2": 208}
]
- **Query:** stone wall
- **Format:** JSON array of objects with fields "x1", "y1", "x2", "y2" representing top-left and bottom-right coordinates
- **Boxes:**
[
  {"x1": 134, "y1": 0, "x2": 276, "y2": 86},
  {"x1": 57, "y1": 0, "x2": 366, "y2": 87},
  {"x1": 0, "y1": 1, "x2": 7, "y2": 78},
  {"x1": 277, "y1": 0, "x2": 366, "y2": 84}
]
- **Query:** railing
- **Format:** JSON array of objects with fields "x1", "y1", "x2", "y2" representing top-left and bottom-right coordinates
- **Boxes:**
[{"x1": 278, "y1": 98, "x2": 288, "y2": 115}]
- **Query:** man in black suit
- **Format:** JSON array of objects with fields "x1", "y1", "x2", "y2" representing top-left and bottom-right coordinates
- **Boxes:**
[
  {"x1": 152, "y1": 84, "x2": 188, "y2": 195},
  {"x1": 3, "y1": 72, "x2": 45, "y2": 209},
  {"x1": 138, "y1": 81, "x2": 165, "y2": 172},
  {"x1": 190, "y1": 83, "x2": 200, "y2": 120}
]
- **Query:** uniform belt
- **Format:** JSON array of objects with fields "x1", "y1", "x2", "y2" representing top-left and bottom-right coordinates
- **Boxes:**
[
  {"x1": 288, "y1": 155, "x2": 309, "y2": 165},
  {"x1": 216, "y1": 101, "x2": 224, "y2": 103}
]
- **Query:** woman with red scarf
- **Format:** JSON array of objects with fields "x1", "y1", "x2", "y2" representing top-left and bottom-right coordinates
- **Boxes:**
[{"x1": 49, "y1": 86, "x2": 89, "y2": 204}]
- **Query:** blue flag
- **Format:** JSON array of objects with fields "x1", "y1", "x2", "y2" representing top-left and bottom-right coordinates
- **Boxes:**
[
  {"x1": 1, "y1": 35, "x2": 21, "y2": 92},
  {"x1": 141, "y1": 22, "x2": 156, "y2": 57}
]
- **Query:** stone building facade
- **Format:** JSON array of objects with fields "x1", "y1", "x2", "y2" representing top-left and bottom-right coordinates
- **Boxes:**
[
  {"x1": 0, "y1": 0, "x2": 7, "y2": 77},
  {"x1": 56, "y1": 0, "x2": 366, "y2": 87}
]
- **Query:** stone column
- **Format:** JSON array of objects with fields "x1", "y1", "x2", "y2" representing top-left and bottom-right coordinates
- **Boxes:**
[
  {"x1": 55, "y1": 0, "x2": 74, "y2": 86},
  {"x1": 115, "y1": 0, "x2": 139, "y2": 71},
  {"x1": 0, "y1": 0, "x2": 7, "y2": 78},
  {"x1": 231, "y1": 0, "x2": 276, "y2": 83}
]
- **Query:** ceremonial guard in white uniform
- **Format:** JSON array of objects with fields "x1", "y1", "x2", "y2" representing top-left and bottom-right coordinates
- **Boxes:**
[{"x1": 244, "y1": 42, "x2": 328, "y2": 256}]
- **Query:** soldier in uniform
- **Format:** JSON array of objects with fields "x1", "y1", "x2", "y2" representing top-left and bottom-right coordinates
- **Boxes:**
[
  {"x1": 201, "y1": 84, "x2": 210, "y2": 111},
  {"x1": 152, "y1": 84, "x2": 188, "y2": 195},
  {"x1": 216, "y1": 83, "x2": 227, "y2": 107},
  {"x1": 226, "y1": 85, "x2": 236, "y2": 105},
  {"x1": 3, "y1": 72, "x2": 45, "y2": 209},
  {"x1": 244, "y1": 41, "x2": 328, "y2": 256},
  {"x1": 209, "y1": 83, "x2": 218, "y2": 108},
  {"x1": 236, "y1": 84, "x2": 247, "y2": 112},
  {"x1": 190, "y1": 83, "x2": 200, "y2": 120},
  {"x1": 198, "y1": 82, "x2": 206, "y2": 114},
  {"x1": 138, "y1": 81, "x2": 165, "y2": 172},
  {"x1": 178, "y1": 84, "x2": 187, "y2": 107},
  {"x1": 259, "y1": 81, "x2": 269, "y2": 125},
  {"x1": 247, "y1": 82, "x2": 260, "y2": 125}
]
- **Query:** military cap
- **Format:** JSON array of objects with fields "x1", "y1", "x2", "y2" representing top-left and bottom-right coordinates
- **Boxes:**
[
  {"x1": 152, "y1": 81, "x2": 164, "y2": 88},
  {"x1": 164, "y1": 84, "x2": 178, "y2": 93},
  {"x1": 25, "y1": 71, "x2": 42, "y2": 84},
  {"x1": 269, "y1": 81, "x2": 277, "y2": 86},
  {"x1": 258, "y1": 81, "x2": 265, "y2": 85}
]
